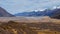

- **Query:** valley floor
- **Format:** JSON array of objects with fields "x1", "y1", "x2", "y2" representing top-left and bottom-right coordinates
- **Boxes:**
[
  {"x1": 0, "y1": 16, "x2": 60, "y2": 34},
  {"x1": 0, "y1": 21, "x2": 60, "y2": 34}
]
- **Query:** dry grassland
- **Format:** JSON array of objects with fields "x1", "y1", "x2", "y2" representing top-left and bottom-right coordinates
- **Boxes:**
[{"x1": 0, "y1": 16, "x2": 60, "y2": 34}]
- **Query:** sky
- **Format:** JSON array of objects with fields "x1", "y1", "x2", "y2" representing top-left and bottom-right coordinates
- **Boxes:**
[{"x1": 0, "y1": 0, "x2": 60, "y2": 14}]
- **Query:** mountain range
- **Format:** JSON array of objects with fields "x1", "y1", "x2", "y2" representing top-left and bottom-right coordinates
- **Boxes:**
[
  {"x1": 15, "y1": 8, "x2": 60, "y2": 19},
  {"x1": 0, "y1": 6, "x2": 60, "y2": 19},
  {"x1": 15, "y1": 10, "x2": 50, "y2": 16}
]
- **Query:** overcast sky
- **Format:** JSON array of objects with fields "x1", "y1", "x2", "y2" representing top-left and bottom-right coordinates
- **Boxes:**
[{"x1": 0, "y1": 0, "x2": 60, "y2": 14}]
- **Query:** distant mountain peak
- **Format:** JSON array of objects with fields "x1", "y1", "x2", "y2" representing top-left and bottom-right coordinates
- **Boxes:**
[
  {"x1": 52, "y1": 6, "x2": 60, "y2": 10},
  {"x1": 15, "y1": 8, "x2": 60, "y2": 19}
]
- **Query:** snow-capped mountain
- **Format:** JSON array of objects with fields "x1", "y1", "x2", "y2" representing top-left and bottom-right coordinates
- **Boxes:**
[{"x1": 15, "y1": 7, "x2": 60, "y2": 18}]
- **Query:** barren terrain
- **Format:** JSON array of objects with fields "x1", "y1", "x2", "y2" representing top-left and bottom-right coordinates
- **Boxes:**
[{"x1": 0, "y1": 16, "x2": 60, "y2": 34}]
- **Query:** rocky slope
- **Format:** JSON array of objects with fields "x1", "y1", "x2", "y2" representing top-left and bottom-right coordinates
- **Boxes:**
[
  {"x1": 0, "y1": 7, "x2": 14, "y2": 17},
  {"x1": 50, "y1": 8, "x2": 60, "y2": 19}
]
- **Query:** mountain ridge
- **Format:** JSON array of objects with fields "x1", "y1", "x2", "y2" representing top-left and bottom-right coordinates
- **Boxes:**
[
  {"x1": 0, "y1": 7, "x2": 14, "y2": 17},
  {"x1": 15, "y1": 8, "x2": 60, "y2": 19}
]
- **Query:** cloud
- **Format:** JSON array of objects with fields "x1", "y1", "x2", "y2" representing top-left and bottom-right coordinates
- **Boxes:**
[{"x1": 0, "y1": 0, "x2": 60, "y2": 14}]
